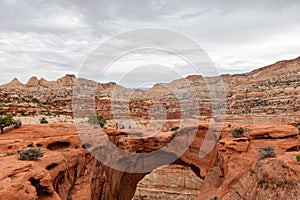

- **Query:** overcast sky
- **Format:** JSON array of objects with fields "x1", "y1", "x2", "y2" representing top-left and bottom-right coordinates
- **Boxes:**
[{"x1": 0, "y1": 0, "x2": 300, "y2": 87}]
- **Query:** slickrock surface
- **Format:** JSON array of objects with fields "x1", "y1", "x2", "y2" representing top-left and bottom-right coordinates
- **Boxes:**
[{"x1": 0, "y1": 123, "x2": 299, "y2": 200}]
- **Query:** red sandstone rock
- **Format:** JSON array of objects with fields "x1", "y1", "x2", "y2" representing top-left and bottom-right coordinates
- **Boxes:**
[
  {"x1": 0, "y1": 123, "x2": 298, "y2": 200},
  {"x1": 245, "y1": 124, "x2": 299, "y2": 139},
  {"x1": 26, "y1": 76, "x2": 39, "y2": 87},
  {"x1": 1, "y1": 57, "x2": 300, "y2": 123},
  {"x1": 218, "y1": 137, "x2": 250, "y2": 152},
  {"x1": 1, "y1": 77, "x2": 24, "y2": 89}
]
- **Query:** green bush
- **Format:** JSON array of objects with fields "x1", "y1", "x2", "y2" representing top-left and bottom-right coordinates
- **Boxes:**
[
  {"x1": 40, "y1": 117, "x2": 48, "y2": 124},
  {"x1": 18, "y1": 148, "x2": 44, "y2": 161},
  {"x1": 171, "y1": 126, "x2": 179, "y2": 131},
  {"x1": 0, "y1": 115, "x2": 14, "y2": 133},
  {"x1": 296, "y1": 154, "x2": 300, "y2": 164},
  {"x1": 258, "y1": 146, "x2": 276, "y2": 160},
  {"x1": 0, "y1": 116, "x2": 22, "y2": 133},
  {"x1": 88, "y1": 115, "x2": 107, "y2": 128},
  {"x1": 231, "y1": 127, "x2": 244, "y2": 138}
]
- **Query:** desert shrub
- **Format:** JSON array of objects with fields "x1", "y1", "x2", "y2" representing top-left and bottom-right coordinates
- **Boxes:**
[
  {"x1": 171, "y1": 126, "x2": 179, "y2": 131},
  {"x1": 88, "y1": 115, "x2": 107, "y2": 128},
  {"x1": 258, "y1": 146, "x2": 276, "y2": 160},
  {"x1": 231, "y1": 127, "x2": 244, "y2": 138},
  {"x1": 40, "y1": 117, "x2": 48, "y2": 124},
  {"x1": 0, "y1": 115, "x2": 14, "y2": 133},
  {"x1": 18, "y1": 147, "x2": 44, "y2": 161},
  {"x1": 296, "y1": 154, "x2": 300, "y2": 164},
  {"x1": 13, "y1": 118, "x2": 22, "y2": 128}
]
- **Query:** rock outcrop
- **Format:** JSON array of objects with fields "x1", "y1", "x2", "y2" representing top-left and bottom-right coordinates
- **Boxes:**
[
  {"x1": 0, "y1": 123, "x2": 299, "y2": 199},
  {"x1": 0, "y1": 56, "x2": 299, "y2": 199},
  {"x1": 26, "y1": 76, "x2": 39, "y2": 87},
  {"x1": 1, "y1": 78, "x2": 24, "y2": 89},
  {"x1": 0, "y1": 57, "x2": 299, "y2": 124}
]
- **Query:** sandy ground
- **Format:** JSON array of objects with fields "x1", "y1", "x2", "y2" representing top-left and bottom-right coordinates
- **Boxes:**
[{"x1": 16, "y1": 115, "x2": 74, "y2": 124}]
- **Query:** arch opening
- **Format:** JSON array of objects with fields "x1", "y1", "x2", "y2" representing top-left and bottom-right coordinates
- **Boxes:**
[
  {"x1": 132, "y1": 164, "x2": 203, "y2": 200},
  {"x1": 115, "y1": 153, "x2": 203, "y2": 200}
]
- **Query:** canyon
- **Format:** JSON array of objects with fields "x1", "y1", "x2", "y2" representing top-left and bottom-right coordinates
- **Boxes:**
[
  {"x1": 0, "y1": 57, "x2": 299, "y2": 200},
  {"x1": 0, "y1": 123, "x2": 299, "y2": 199}
]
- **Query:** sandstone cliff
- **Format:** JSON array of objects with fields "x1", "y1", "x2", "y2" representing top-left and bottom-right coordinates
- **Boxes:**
[
  {"x1": 0, "y1": 57, "x2": 299, "y2": 124},
  {"x1": 0, "y1": 123, "x2": 299, "y2": 200}
]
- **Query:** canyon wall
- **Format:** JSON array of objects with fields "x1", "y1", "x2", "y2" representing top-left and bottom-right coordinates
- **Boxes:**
[
  {"x1": 1, "y1": 57, "x2": 299, "y2": 124},
  {"x1": 0, "y1": 123, "x2": 299, "y2": 199},
  {"x1": 0, "y1": 57, "x2": 299, "y2": 199}
]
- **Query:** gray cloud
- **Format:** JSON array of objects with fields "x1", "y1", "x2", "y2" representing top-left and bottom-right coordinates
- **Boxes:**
[{"x1": 0, "y1": 0, "x2": 300, "y2": 86}]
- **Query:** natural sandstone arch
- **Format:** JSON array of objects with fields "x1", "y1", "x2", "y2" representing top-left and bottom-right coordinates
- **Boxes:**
[
  {"x1": 132, "y1": 164, "x2": 203, "y2": 199},
  {"x1": 117, "y1": 158, "x2": 203, "y2": 200},
  {"x1": 101, "y1": 157, "x2": 204, "y2": 200},
  {"x1": 91, "y1": 150, "x2": 213, "y2": 200},
  {"x1": 87, "y1": 124, "x2": 219, "y2": 200}
]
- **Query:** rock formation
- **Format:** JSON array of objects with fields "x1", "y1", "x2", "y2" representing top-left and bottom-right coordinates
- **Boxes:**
[
  {"x1": 1, "y1": 77, "x2": 24, "y2": 89},
  {"x1": 0, "y1": 57, "x2": 299, "y2": 199},
  {"x1": 0, "y1": 123, "x2": 299, "y2": 199},
  {"x1": 0, "y1": 57, "x2": 299, "y2": 124},
  {"x1": 25, "y1": 76, "x2": 39, "y2": 87}
]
